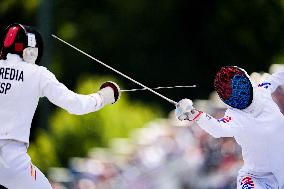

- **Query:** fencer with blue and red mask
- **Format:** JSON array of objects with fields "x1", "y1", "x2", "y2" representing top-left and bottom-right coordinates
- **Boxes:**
[{"x1": 175, "y1": 66, "x2": 284, "y2": 188}]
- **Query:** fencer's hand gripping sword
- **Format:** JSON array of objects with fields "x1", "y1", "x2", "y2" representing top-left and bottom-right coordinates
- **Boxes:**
[{"x1": 52, "y1": 34, "x2": 179, "y2": 106}]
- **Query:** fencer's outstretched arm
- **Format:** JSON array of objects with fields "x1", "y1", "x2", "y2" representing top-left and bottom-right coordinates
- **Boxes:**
[
  {"x1": 175, "y1": 99, "x2": 236, "y2": 138},
  {"x1": 39, "y1": 67, "x2": 119, "y2": 115},
  {"x1": 195, "y1": 113, "x2": 234, "y2": 138}
]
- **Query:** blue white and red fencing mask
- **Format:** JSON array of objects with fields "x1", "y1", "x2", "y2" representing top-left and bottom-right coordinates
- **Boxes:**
[{"x1": 214, "y1": 66, "x2": 253, "y2": 109}]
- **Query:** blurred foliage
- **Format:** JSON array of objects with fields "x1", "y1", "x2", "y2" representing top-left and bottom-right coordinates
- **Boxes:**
[
  {"x1": 29, "y1": 76, "x2": 163, "y2": 171},
  {"x1": 50, "y1": 0, "x2": 284, "y2": 104},
  {"x1": 0, "y1": 0, "x2": 38, "y2": 21},
  {"x1": 28, "y1": 129, "x2": 59, "y2": 172}
]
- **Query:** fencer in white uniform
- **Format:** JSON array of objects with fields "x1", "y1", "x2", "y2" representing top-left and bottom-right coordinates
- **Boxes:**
[
  {"x1": 0, "y1": 23, "x2": 121, "y2": 188},
  {"x1": 176, "y1": 66, "x2": 284, "y2": 189}
]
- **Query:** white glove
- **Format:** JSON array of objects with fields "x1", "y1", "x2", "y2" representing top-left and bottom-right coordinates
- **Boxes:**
[
  {"x1": 98, "y1": 81, "x2": 121, "y2": 105},
  {"x1": 175, "y1": 99, "x2": 203, "y2": 121}
]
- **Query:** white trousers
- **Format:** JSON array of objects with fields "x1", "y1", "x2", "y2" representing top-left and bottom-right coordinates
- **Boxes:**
[
  {"x1": 0, "y1": 140, "x2": 52, "y2": 189},
  {"x1": 237, "y1": 170, "x2": 279, "y2": 189}
]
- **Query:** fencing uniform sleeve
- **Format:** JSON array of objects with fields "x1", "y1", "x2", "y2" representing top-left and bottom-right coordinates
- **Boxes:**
[
  {"x1": 263, "y1": 69, "x2": 284, "y2": 93},
  {"x1": 39, "y1": 67, "x2": 103, "y2": 115},
  {"x1": 195, "y1": 112, "x2": 236, "y2": 138}
]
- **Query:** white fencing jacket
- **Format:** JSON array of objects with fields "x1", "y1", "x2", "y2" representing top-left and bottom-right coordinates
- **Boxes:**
[
  {"x1": 196, "y1": 69, "x2": 284, "y2": 185},
  {"x1": 0, "y1": 54, "x2": 104, "y2": 143}
]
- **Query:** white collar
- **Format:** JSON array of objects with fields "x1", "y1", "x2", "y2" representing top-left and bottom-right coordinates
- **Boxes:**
[{"x1": 6, "y1": 53, "x2": 23, "y2": 62}]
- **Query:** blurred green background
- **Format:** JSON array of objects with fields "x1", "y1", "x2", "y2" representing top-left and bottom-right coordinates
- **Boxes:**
[{"x1": 1, "y1": 0, "x2": 284, "y2": 181}]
